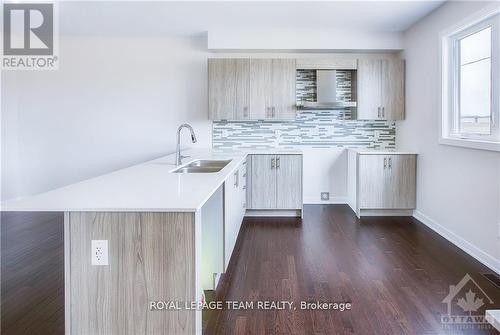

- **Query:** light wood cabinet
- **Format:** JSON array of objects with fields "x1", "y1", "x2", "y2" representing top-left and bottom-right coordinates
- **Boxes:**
[
  {"x1": 347, "y1": 150, "x2": 416, "y2": 217},
  {"x1": 357, "y1": 58, "x2": 405, "y2": 120},
  {"x1": 381, "y1": 59, "x2": 405, "y2": 121},
  {"x1": 271, "y1": 59, "x2": 296, "y2": 120},
  {"x1": 357, "y1": 155, "x2": 387, "y2": 208},
  {"x1": 247, "y1": 154, "x2": 302, "y2": 211},
  {"x1": 209, "y1": 58, "x2": 296, "y2": 120},
  {"x1": 385, "y1": 155, "x2": 417, "y2": 209},
  {"x1": 249, "y1": 59, "x2": 272, "y2": 119},
  {"x1": 276, "y1": 155, "x2": 303, "y2": 209},
  {"x1": 296, "y1": 58, "x2": 357, "y2": 70},
  {"x1": 249, "y1": 155, "x2": 277, "y2": 208},
  {"x1": 208, "y1": 59, "x2": 250, "y2": 120}
]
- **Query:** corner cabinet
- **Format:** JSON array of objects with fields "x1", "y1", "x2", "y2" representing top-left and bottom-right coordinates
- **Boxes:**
[
  {"x1": 208, "y1": 58, "x2": 296, "y2": 120},
  {"x1": 356, "y1": 58, "x2": 405, "y2": 120},
  {"x1": 347, "y1": 150, "x2": 416, "y2": 218},
  {"x1": 246, "y1": 154, "x2": 303, "y2": 216}
]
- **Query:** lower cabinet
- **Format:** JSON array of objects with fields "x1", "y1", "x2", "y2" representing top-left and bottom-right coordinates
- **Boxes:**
[
  {"x1": 247, "y1": 154, "x2": 303, "y2": 212},
  {"x1": 223, "y1": 159, "x2": 247, "y2": 270},
  {"x1": 223, "y1": 154, "x2": 303, "y2": 271},
  {"x1": 347, "y1": 150, "x2": 416, "y2": 217}
]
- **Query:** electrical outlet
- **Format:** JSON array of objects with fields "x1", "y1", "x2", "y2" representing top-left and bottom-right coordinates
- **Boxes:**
[
  {"x1": 321, "y1": 192, "x2": 330, "y2": 201},
  {"x1": 91, "y1": 240, "x2": 108, "y2": 265},
  {"x1": 374, "y1": 130, "x2": 382, "y2": 139}
]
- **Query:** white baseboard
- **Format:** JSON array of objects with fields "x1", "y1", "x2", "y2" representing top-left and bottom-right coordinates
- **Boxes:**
[
  {"x1": 303, "y1": 196, "x2": 348, "y2": 205},
  {"x1": 359, "y1": 209, "x2": 414, "y2": 217},
  {"x1": 413, "y1": 210, "x2": 500, "y2": 275}
]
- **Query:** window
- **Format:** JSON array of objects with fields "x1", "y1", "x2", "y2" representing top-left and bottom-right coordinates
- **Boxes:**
[
  {"x1": 441, "y1": 8, "x2": 500, "y2": 151},
  {"x1": 458, "y1": 27, "x2": 491, "y2": 136}
]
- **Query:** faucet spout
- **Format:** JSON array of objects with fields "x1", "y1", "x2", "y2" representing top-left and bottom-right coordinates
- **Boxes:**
[{"x1": 175, "y1": 124, "x2": 197, "y2": 166}]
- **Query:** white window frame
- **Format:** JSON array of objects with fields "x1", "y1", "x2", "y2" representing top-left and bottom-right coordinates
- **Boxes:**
[{"x1": 440, "y1": 5, "x2": 500, "y2": 152}]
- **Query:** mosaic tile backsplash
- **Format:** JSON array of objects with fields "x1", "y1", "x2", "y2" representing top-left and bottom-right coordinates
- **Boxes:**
[
  {"x1": 213, "y1": 69, "x2": 395, "y2": 151},
  {"x1": 213, "y1": 110, "x2": 395, "y2": 150},
  {"x1": 296, "y1": 69, "x2": 354, "y2": 104}
]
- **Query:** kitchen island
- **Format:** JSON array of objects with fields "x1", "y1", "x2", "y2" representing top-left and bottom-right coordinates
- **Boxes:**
[{"x1": 1, "y1": 148, "x2": 303, "y2": 335}]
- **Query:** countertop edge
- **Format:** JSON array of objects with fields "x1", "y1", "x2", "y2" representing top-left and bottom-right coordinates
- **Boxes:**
[{"x1": 348, "y1": 148, "x2": 418, "y2": 155}]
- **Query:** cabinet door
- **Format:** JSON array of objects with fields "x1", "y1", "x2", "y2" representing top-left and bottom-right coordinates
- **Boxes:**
[
  {"x1": 246, "y1": 155, "x2": 253, "y2": 209},
  {"x1": 209, "y1": 59, "x2": 236, "y2": 120},
  {"x1": 276, "y1": 155, "x2": 302, "y2": 209},
  {"x1": 208, "y1": 59, "x2": 249, "y2": 120},
  {"x1": 357, "y1": 59, "x2": 383, "y2": 120},
  {"x1": 271, "y1": 59, "x2": 296, "y2": 120},
  {"x1": 385, "y1": 155, "x2": 416, "y2": 209},
  {"x1": 224, "y1": 174, "x2": 238, "y2": 269},
  {"x1": 381, "y1": 59, "x2": 405, "y2": 121},
  {"x1": 249, "y1": 59, "x2": 273, "y2": 119},
  {"x1": 358, "y1": 155, "x2": 387, "y2": 208},
  {"x1": 234, "y1": 59, "x2": 251, "y2": 119},
  {"x1": 237, "y1": 160, "x2": 247, "y2": 223},
  {"x1": 250, "y1": 155, "x2": 277, "y2": 209}
]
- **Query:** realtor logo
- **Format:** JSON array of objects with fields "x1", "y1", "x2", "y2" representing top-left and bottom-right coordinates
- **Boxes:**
[
  {"x1": 2, "y1": 2, "x2": 58, "y2": 69},
  {"x1": 441, "y1": 274, "x2": 494, "y2": 330}
]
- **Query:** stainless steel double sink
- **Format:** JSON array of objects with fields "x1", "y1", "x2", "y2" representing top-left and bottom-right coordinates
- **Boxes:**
[{"x1": 171, "y1": 159, "x2": 232, "y2": 173}]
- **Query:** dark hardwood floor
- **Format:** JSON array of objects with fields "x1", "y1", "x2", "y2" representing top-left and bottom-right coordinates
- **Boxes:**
[
  {"x1": 2, "y1": 206, "x2": 499, "y2": 334},
  {"x1": 205, "y1": 205, "x2": 500, "y2": 335},
  {"x1": 1, "y1": 211, "x2": 64, "y2": 335}
]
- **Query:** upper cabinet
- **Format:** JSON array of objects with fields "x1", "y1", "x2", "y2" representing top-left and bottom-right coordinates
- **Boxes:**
[
  {"x1": 248, "y1": 59, "x2": 272, "y2": 119},
  {"x1": 209, "y1": 57, "x2": 405, "y2": 121},
  {"x1": 271, "y1": 59, "x2": 296, "y2": 120},
  {"x1": 296, "y1": 58, "x2": 357, "y2": 70},
  {"x1": 209, "y1": 58, "x2": 296, "y2": 120},
  {"x1": 208, "y1": 59, "x2": 250, "y2": 120},
  {"x1": 356, "y1": 58, "x2": 405, "y2": 121}
]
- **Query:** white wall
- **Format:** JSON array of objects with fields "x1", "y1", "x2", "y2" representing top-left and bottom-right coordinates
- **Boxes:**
[
  {"x1": 208, "y1": 29, "x2": 403, "y2": 51},
  {"x1": 1, "y1": 36, "x2": 212, "y2": 200},
  {"x1": 399, "y1": 1, "x2": 500, "y2": 273},
  {"x1": 2, "y1": 46, "x2": 398, "y2": 203}
]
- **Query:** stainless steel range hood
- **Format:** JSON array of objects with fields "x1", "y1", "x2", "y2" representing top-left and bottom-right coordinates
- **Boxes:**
[{"x1": 298, "y1": 70, "x2": 356, "y2": 110}]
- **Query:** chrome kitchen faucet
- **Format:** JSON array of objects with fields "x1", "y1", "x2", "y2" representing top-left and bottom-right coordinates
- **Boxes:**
[{"x1": 175, "y1": 124, "x2": 197, "y2": 166}]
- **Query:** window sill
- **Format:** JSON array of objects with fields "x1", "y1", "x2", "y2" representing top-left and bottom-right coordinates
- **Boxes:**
[{"x1": 439, "y1": 137, "x2": 500, "y2": 152}]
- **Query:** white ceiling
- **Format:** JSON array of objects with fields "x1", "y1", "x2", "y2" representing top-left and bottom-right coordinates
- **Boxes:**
[{"x1": 60, "y1": 1, "x2": 446, "y2": 36}]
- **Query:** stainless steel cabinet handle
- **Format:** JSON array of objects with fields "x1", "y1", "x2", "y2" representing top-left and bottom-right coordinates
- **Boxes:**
[
  {"x1": 272, "y1": 107, "x2": 276, "y2": 118},
  {"x1": 377, "y1": 107, "x2": 381, "y2": 118},
  {"x1": 388, "y1": 157, "x2": 392, "y2": 169},
  {"x1": 276, "y1": 157, "x2": 280, "y2": 168},
  {"x1": 271, "y1": 158, "x2": 275, "y2": 169},
  {"x1": 243, "y1": 107, "x2": 248, "y2": 118},
  {"x1": 382, "y1": 107, "x2": 385, "y2": 119},
  {"x1": 383, "y1": 157, "x2": 387, "y2": 169},
  {"x1": 234, "y1": 170, "x2": 239, "y2": 187}
]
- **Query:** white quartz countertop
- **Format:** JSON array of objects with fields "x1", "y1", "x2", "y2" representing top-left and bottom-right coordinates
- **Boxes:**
[
  {"x1": 348, "y1": 148, "x2": 418, "y2": 155},
  {"x1": 1, "y1": 148, "x2": 301, "y2": 212},
  {"x1": 214, "y1": 149, "x2": 303, "y2": 155}
]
